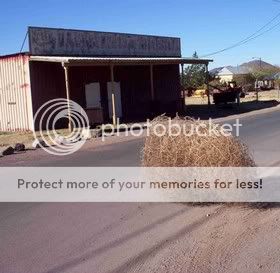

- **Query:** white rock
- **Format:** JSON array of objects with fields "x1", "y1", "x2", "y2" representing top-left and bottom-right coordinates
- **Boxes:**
[
  {"x1": 32, "y1": 139, "x2": 47, "y2": 148},
  {"x1": 32, "y1": 139, "x2": 40, "y2": 148},
  {"x1": 54, "y1": 136, "x2": 66, "y2": 145},
  {"x1": 69, "y1": 133, "x2": 82, "y2": 143},
  {"x1": 81, "y1": 127, "x2": 92, "y2": 140},
  {"x1": 91, "y1": 129, "x2": 102, "y2": 138}
]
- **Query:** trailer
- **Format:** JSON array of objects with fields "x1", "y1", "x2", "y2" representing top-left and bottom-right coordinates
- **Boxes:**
[{"x1": 211, "y1": 81, "x2": 244, "y2": 106}]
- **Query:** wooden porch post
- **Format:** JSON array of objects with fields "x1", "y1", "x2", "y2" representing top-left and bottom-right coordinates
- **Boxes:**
[
  {"x1": 205, "y1": 63, "x2": 211, "y2": 108},
  {"x1": 63, "y1": 64, "x2": 73, "y2": 132},
  {"x1": 181, "y1": 63, "x2": 185, "y2": 113},
  {"x1": 150, "y1": 64, "x2": 155, "y2": 100},
  {"x1": 110, "y1": 64, "x2": 117, "y2": 126}
]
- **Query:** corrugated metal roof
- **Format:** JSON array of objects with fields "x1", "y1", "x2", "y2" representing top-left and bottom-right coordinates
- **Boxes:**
[
  {"x1": 218, "y1": 66, "x2": 249, "y2": 76},
  {"x1": 0, "y1": 52, "x2": 29, "y2": 59},
  {"x1": 29, "y1": 56, "x2": 212, "y2": 65}
]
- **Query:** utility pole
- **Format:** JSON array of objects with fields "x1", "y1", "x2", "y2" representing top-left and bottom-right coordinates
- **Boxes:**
[
  {"x1": 252, "y1": 57, "x2": 262, "y2": 69},
  {"x1": 252, "y1": 57, "x2": 262, "y2": 102}
]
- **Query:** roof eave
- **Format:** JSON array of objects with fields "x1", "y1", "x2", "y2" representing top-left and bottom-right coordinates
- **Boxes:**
[{"x1": 29, "y1": 56, "x2": 213, "y2": 66}]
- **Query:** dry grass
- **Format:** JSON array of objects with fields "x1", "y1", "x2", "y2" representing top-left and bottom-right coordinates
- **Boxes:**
[
  {"x1": 141, "y1": 115, "x2": 255, "y2": 167},
  {"x1": 185, "y1": 89, "x2": 280, "y2": 105},
  {"x1": 244, "y1": 89, "x2": 280, "y2": 102},
  {"x1": 0, "y1": 129, "x2": 70, "y2": 148}
]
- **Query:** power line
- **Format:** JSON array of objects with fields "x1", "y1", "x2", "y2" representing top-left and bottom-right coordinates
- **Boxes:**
[
  {"x1": 201, "y1": 11, "x2": 280, "y2": 58},
  {"x1": 20, "y1": 31, "x2": 28, "y2": 53},
  {"x1": 237, "y1": 20, "x2": 280, "y2": 46}
]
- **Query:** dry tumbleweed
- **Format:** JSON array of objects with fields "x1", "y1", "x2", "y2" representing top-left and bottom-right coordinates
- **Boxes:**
[{"x1": 142, "y1": 115, "x2": 255, "y2": 167}]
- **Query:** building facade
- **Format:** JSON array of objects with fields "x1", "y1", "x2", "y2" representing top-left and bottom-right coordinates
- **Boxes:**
[{"x1": 0, "y1": 27, "x2": 211, "y2": 131}]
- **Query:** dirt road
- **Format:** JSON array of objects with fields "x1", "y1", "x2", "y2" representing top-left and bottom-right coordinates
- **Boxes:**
[{"x1": 1, "y1": 202, "x2": 280, "y2": 273}]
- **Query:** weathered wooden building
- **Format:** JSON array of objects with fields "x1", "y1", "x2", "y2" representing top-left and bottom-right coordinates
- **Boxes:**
[{"x1": 0, "y1": 27, "x2": 212, "y2": 131}]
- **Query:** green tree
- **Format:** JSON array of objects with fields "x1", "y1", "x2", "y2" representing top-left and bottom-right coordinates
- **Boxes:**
[
  {"x1": 275, "y1": 79, "x2": 280, "y2": 90},
  {"x1": 251, "y1": 67, "x2": 279, "y2": 82},
  {"x1": 232, "y1": 73, "x2": 255, "y2": 86},
  {"x1": 182, "y1": 52, "x2": 206, "y2": 90}
]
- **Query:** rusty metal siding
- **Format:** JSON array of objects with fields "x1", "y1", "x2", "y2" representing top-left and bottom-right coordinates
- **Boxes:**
[
  {"x1": 29, "y1": 61, "x2": 67, "y2": 130},
  {"x1": 0, "y1": 54, "x2": 34, "y2": 131}
]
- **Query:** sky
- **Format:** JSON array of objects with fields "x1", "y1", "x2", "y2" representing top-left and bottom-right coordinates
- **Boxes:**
[{"x1": 0, "y1": 0, "x2": 280, "y2": 68}]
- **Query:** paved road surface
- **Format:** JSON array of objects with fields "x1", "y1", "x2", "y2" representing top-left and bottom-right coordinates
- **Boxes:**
[
  {"x1": 1, "y1": 109, "x2": 280, "y2": 273},
  {"x1": 1, "y1": 109, "x2": 280, "y2": 166}
]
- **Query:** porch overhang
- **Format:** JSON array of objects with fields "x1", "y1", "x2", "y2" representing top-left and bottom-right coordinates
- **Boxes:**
[
  {"x1": 29, "y1": 55, "x2": 213, "y2": 129},
  {"x1": 29, "y1": 56, "x2": 213, "y2": 66}
]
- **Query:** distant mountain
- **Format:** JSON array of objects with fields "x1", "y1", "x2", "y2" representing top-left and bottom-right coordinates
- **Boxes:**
[
  {"x1": 239, "y1": 60, "x2": 277, "y2": 72},
  {"x1": 211, "y1": 60, "x2": 279, "y2": 76},
  {"x1": 209, "y1": 66, "x2": 223, "y2": 75}
]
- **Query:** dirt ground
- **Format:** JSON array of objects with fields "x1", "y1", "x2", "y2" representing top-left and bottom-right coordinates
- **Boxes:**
[
  {"x1": 186, "y1": 88, "x2": 280, "y2": 105},
  {"x1": 1, "y1": 202, "x2": 280, "y2": 273},
  {"x1": 143, "y1": 203, "x2": 280, "y2": 273},
  {"x1": 184, "y1": 89, "x2": 280, "y2": 120}
]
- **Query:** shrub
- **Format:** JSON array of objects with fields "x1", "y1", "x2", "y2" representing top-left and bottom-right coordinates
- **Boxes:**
[{"x1": 142, "y1": 116, "x2": 255, "y2": 167}]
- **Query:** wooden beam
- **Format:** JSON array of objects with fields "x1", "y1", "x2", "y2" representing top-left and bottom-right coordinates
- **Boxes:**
[
  {"x1": 60, "y1": 59, "x2": 212, "y2": 67},
  {"x1": 150, "y1": 64, "x2": 154, "y2": 100},
  {"x1": 110, "y1": 64, "x2": 117, "y2": 126},
  {"x1": 205, "y1": 63, "x2": 211, "y2": 108},
  {"x1": 63, "y1": 65, "x2": 73, "y2": 132},
  {"x1": 181, "y1": 63, "x2": 185, "y2": 113}
]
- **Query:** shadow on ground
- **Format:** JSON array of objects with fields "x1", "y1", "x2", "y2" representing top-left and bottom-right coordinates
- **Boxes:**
[
  {"x1": 42, "y1": 205, "x2": 222, "y2": 273},
  {"x1": 247, "y1": 202, "x2": 280, "y2": 209},
  {"x1": 182, "y1": 202, "x2": 280, "y2": 210},
  {"x1": 186, "y1": 100, "x2": 279, "y2": 120}
]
